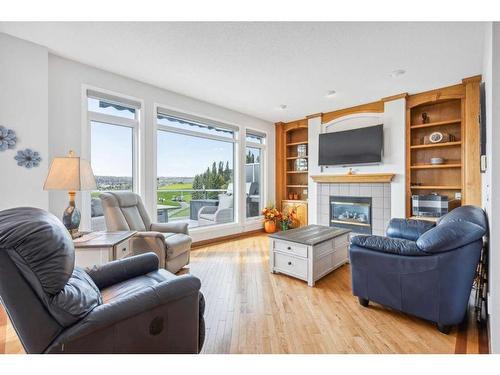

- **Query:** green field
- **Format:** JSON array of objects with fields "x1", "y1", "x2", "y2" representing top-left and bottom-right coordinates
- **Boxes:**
[
  {"x1": 157, "y1": 182, "x2": 193, "y2": 206},
  {"x1": 91, "y1": 183, "x2": 194, "y2": 219}
]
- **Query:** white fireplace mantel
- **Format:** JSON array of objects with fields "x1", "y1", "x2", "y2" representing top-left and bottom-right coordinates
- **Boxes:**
[{"x1": 311, "y1": 173, "x2": 395, "y2": 184}]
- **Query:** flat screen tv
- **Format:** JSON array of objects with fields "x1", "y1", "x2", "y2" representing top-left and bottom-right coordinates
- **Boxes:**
[{"x1": 318, "y1": 124, "x2": 383, "y2": 166}]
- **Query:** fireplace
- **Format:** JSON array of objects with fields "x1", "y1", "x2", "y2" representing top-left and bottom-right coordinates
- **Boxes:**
[{"x1": 330, "y1": 196, "x2": 372, "y2": 234}]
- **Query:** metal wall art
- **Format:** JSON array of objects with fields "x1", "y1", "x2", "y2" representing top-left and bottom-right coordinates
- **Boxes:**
[
  {"x1": 0, "y1": 125, "x2": 17, "y2": 151},
  {"x1": 14, "y1": 149, "x2": 42, "y2": 168}
]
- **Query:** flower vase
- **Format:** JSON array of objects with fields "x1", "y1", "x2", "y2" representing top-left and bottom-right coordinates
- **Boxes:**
[
  {"x1": 264, "y1": 220, "x2": 276, "y2": 233},
  {"x1": 281, "y1": 221, "x2": 289, "y2": 231}
]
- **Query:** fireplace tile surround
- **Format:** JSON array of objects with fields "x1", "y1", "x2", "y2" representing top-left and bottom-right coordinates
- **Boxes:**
[{"x1": 317, "y1": 182, "x2": 391, "y2": 236}]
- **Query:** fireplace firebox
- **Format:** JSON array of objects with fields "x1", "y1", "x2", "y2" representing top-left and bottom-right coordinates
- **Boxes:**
[{"x1": 330, "y1": 196, "x2": 372, "y2": 234}]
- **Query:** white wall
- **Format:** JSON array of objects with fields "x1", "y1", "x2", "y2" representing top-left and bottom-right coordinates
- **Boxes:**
[
  {"x1": 307, "y1": 98, "x2": 406, "y2": 222},
  {"x1": 48, "y1": 55, "x2": 275, "y2": 242},
  {"x1": 482, "y1": 21, "x2": 500, "y2": 354},
  {"x1": 0, "y1": 33, "x2": 48, "y2": 211}
]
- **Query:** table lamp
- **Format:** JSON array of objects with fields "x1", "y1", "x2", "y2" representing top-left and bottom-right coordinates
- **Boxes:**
[{"x1": 44, "y1": 150, "x2": 97, "y2": 238}]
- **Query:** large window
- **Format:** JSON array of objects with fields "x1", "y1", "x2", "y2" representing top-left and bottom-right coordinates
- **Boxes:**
[
  {"x1": 245, "y1": 131, "x2": 265, "y2": 218},
  {"x1": 156, "y1": 111, "x2": 236, "y2": 228},
  {"x1": 87, "y1": 91, "x2": 140, "y2": 231}
]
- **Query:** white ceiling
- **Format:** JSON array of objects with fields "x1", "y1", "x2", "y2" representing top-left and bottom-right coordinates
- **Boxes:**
[{"x1": 0, "y1": 22, "x2": 486, "y2": 123}]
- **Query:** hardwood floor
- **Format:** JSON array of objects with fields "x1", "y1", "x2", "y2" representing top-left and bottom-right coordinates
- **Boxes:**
[{"x1": 0, "y1": 234, "x2": 488, "y2": 354}]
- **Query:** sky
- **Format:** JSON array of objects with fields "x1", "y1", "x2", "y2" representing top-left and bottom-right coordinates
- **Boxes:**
[
  {"x1": 157, "y1": 130, "x2": 233, "y2": 177},
  {"x1": 89, "y1": 100, "x2": 261, "y2": 178}
]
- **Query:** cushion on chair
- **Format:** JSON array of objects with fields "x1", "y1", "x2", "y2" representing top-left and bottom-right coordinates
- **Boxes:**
[
  {"x1": 50, "y1": 267, "x2": 102, "y2": 327},
  {"x1": 218, "y1": 194, "x2": 233, "y2": 210},
  {"x1": 0, "y1": 207, "x2": 75, "y2": 295},
  {"x1": 350, "y1": 235, "x2": 425, "y2": 256},
  {"x1": 438, "y1": 205, "x2": 488, "y2": 230},
  {"x1": 386, "y1": 218, "x2": 435, "y2": 241},
  {"x1": 416, "y1": 220, "x2": 486, "y2": 253},
  {"x1": 164, "y1": 233, "x2": 192, "y2": 258},
  {"x1": 100, "y1": 192, "x2": 152, "y2": 231},
  {"x1": 0, "y1": 207, "x2": 102, "y2": 328},
  {"x1": 101, "y1": 268, "x2": 177, "y2": 304},
  {"x1": 199, "y1": 213, "x2": 216, "y2": 222},
  {"x1": 121, "y1": 206, "x2": 147, "y2": 231}
]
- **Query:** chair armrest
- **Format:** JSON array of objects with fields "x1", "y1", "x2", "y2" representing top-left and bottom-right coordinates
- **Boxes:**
[
  {"x1": 86, "y1": 253, "x2": 159, "y2": 289},
  {"x1": 150, "y1": 222, "x2": 189, "y2": 235},
  {"x1": 197, "y1": 206, "x2": 218, "y2": 218},
  {"x1": 351, "y1": 235, "x2": 425, "y2": 256},
  {"x1": 214, "y1": 208, "x2": 233, "y2": 223},
  {"x1": 386, "y1": 218, "x2": 435, "y2": 241},
  {"x1": 130, "y1": 232, "x2": 167, "y2": 268},
  {"x1": 416, "y1": 221, "x2": 486, "y2": 253},
  {"x1": 49, "y1": 274, "x2": 202, "y2": 348}
]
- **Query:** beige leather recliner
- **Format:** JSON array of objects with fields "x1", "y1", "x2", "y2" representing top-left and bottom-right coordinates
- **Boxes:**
[{"x1": 99, "y1": 191, "x2": 191, "y2": 273}]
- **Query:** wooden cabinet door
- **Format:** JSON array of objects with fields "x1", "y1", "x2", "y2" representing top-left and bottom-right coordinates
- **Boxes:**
[{"x1": 282, "y1": 200, "x2": 308, "y2": 228}]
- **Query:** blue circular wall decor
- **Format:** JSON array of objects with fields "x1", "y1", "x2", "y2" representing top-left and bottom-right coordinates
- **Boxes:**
[
  {"x1": 14, "y1": 149, "x2": 42, "y2": 168},
  {"x1": 0, "y1": 125, "x2": 17, "y2": 151}
]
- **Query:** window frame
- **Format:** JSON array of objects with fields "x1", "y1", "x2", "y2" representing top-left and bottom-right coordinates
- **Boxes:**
[
  {"x1": 154, "y1": 105, "x2": 240, "y2": 230},
  {"x1": 80, "y1": 85, "x2": 143, "y2": 231},
  {"x1": 244, "y1": 129, "x2": 267, "y2": 221}
]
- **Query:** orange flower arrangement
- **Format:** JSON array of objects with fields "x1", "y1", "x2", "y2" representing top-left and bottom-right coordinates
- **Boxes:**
[
  {"x1": 262, "y1": 204, "x2": 281, "y2": 233},
  {"x1": 262, "y1": 205, "x2": 282, "y2": 222}
]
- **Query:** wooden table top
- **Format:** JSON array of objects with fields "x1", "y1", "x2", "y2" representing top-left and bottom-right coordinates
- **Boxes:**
[
  {"x1": 269, "y1": 225, "x2": 350, "y2": 246},
  {"x1": 73, "y1": 231, "x2": 137, "y2": 248}
]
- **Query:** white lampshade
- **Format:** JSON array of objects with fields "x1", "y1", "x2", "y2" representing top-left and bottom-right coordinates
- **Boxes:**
[{"x1": 44, "y1": 151, "x2": 97, "y2": 192}]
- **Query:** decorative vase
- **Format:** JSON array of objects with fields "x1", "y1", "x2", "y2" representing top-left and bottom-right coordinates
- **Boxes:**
[
  {"x1": 281, "y1": 221, "x2": 289, "y2": 231},
  {"x1": 264, "y1": 220, "x2": 276, "y2": 233}
]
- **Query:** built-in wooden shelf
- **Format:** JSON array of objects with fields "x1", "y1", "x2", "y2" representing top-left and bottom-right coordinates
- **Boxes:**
[
  {"x1": 287, "y1": 171, "x2": 308, "y2": 174},
  {"x1": 286, "y1": 156, "x2": 308, "y2": 160},
  {"x1": 410, "y1": 119, "x2": 461, "y2": 130},
  {"x1": 287, "y1": 184, "x2": 308, "y2": 188},
  {"x1": 410, "y1": 163, "x2": 462, "y2": 169},
  {"x1": 286, "y1": 141, "x2": 308, "y2": 147},
  {"x1": 410, "y1": 141, "x2": 462, "y2": 150},
  {"x1": 410, "y1": 185, "x2": 462, "y2": 190},
  {"x1": 311, "y1": 173, "x2": 395, "y2": 183}
]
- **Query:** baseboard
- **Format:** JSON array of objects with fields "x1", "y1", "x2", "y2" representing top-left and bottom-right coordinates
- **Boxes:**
[{"x1": 192, "y1": 228, "x2": 265, "y2": 248}]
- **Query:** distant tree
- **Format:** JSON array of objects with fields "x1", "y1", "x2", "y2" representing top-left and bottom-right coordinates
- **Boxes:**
[
  {"x1": 224, "y1": 161, "x2": 231, "y2": 181},
  {"x1": 192, "y1": 160, "x2": 233, "y2": 199},
  {"x1": 246, "y1": 150, "x2": 255, "y2": 163},
  {"x1": 192, "y1": 175, "x2": 203, "y2": 199},
  {"x1": 218, "y1": 161, "x2": 224, "y2": 176}
]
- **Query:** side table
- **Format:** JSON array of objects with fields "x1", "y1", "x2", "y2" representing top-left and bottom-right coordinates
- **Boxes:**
[{"x1": 73, "y1": 231, "x2": 137, "y2": 268}]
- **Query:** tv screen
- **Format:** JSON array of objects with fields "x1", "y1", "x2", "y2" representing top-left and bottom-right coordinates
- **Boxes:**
[{"x1": 318, "y1": 124, "x2": 383, "y2": 166}]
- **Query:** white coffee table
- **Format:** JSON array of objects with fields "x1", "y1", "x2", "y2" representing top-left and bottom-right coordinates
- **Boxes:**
[{"x1": 269, "y1": 225, "x2": 350, "y2": 287}]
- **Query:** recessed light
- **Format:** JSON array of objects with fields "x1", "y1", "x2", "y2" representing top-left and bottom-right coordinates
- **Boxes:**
[
  {"x1": 390, "y1": 69, "x2": 406, "y2": 78},
  {"x1": 325, "y1": 90, "x2": 336, "y2": 98},
  {"x1": 278, "y1": 104, "x2": 288, "y2": 110}
]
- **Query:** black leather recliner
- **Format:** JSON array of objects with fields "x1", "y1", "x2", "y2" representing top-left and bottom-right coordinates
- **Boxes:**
[{"x1": 0, "y1": 207, "x2": 205, "y2": 353}]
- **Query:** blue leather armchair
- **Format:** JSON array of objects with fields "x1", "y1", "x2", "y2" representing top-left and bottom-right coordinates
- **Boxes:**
[{"x1": 349, "y1": 205, "x2": 487, "y2": 333}]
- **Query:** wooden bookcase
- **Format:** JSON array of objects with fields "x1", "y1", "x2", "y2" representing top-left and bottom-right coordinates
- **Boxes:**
[
  {"x1": 405, "y1": 76, "x2": 481, "y2": 217},
  {"x1": 275, "y1": 119, "x2": 309, "y2": 226}
]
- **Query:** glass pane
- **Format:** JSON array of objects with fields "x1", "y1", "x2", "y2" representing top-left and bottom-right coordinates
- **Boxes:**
[
  {"x1": 90, "y1": 121, "x2": 134, "y2": 231},
  {"x1": 157, "y1": 113, "x2": 234, "y2": 139},
  {"x1": 246, "y1": 147, "x2": 262, "y2": 218},
  {"x1": 246, "y1": 133, "x2": 264, "y2": 144},
  {"x1": 88, "y1": 97, "x2": 136, "y2": 120},
  {"x1": 157, "y1": 130, "x2": 234, "y2": 228}
]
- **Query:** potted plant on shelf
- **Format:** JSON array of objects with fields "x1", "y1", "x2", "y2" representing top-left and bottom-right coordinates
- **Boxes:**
[{"x1": 262, "y1": 205, "x2": 281, "y2": 233}]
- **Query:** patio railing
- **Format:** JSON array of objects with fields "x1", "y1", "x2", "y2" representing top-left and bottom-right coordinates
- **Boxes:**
[{"x1": 156, "y1": 188, "x2": 229, "y2": 223}]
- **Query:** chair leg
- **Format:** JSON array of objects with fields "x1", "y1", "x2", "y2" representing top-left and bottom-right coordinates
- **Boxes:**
[
  {"x1": 437, "y1": 323, "x2": 452, "y2": 334},
  {"x1": 358, "y1": 297, "x2": 369, "y2": 307}
]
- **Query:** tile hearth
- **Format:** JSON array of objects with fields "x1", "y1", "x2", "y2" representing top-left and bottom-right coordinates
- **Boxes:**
[{"x1": 317, "y1": 182, "x2": 391, "y2": 236}]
